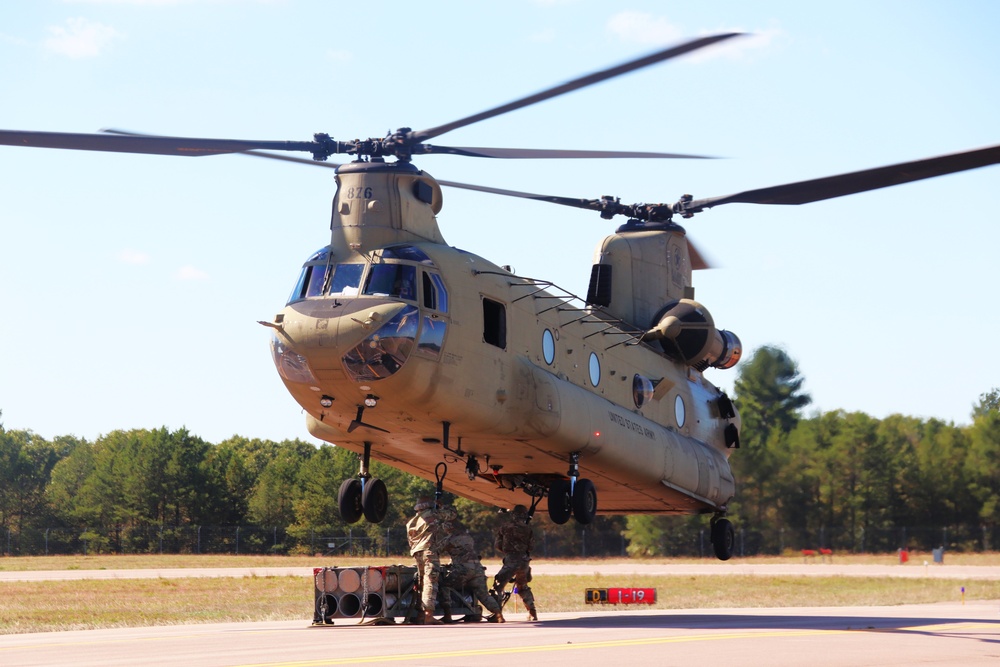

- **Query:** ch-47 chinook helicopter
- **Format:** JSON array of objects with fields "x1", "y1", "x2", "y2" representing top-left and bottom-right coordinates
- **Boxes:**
[{"x1": 3, "y1": 33, "x2": 999, "y2": 561}]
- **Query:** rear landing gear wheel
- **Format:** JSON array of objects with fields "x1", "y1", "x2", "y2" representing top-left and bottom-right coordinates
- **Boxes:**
[
  {"x1": 571, "y1": 478, "x2": 597, "y2": 525},
  {"x1": 547, "y1": 479, "x2": 571, "y2": 525},
  {"x1": 338, "y1": 478, "x2": 363, "y2": 524},
  {"x1": 711, "y1": 517, "x2": 735, "y2": 561},
  {"x1": 362, "y1": 478, "x2": 389, "y2": 524}
]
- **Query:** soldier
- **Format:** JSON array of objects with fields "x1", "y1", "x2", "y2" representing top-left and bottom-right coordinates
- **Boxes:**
[
  {"x1": 405, "y1": 496, "x2": 456, "y2": 625},
  {"x1": 492, "y1": 504, "x2": 538, "y2": 620},
  {"x1": 443, "y1": 523, "x2": 505, "y2": 623}
]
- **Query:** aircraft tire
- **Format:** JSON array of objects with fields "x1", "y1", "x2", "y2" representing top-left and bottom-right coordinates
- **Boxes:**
[
  {"x1": 362, "y1": 478, "x2": 389, "y2": 524},
  {"x1": 338, "y1": 478, "x2": 364, "y2": 524},
  {"x1": 711, "y1": 518, "x2": 735, "y2": 561},
  {"x1": 547, "y1": 479, "x2": 572, "y2": 525},
  {"x1": 571, "y1": 478, "x2": 597, "y2": 524}
]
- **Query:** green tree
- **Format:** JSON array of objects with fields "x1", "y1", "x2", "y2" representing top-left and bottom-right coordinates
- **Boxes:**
[
  {"x1": 972, "y1": 388, "x2": 1000, "y2": 420},
  {"x1": 731, "y1": 345, "x2": 812, "y2": 527},
  {"x1": 0, "y1": 429, "x2": 67, "y2": 550},
  {"x1": 246, "y1": 440, "x2": 315, "y2": 528},
  {"x1": 966, "y1": 406, "x2": 1000, "y2": 548}
]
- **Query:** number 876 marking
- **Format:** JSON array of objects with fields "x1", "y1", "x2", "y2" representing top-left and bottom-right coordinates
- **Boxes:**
[{"x1": 346, "y1": 186, "x2": 373, "y2": 199}]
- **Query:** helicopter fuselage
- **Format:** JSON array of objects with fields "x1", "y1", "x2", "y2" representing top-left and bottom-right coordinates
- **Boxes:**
[{"x1": 264, "y1": 161, "x2": 740, "y2": 515}]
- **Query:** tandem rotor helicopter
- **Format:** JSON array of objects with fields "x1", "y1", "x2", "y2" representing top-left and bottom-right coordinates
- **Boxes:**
[{"x1": 4, "y1": 33, "x2": 999, "y2": 561}]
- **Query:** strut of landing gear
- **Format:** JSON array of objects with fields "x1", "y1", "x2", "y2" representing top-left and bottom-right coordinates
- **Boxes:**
[
  {"x1": 710, "y1": 514, "x2": 735, "y2": 561},
  {"x1": 547, "y1": 452, "x2": 597, "y2": 525},
  {"x1": 337, "y1": 441, "x2": 389, "y2": 524}
]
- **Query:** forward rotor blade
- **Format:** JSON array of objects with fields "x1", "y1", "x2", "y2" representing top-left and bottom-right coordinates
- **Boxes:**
[
  {"x1": 408, "y1": 33, "x2": 743, "y2": 144},
  {"x1": 683, "y1": 144, "x2": 1000, "y2": 212},
  {"x1": 0, "y1": 129, "x2": 320, "y2": 157},
  {"x1": 418, "y1": 145, "x2": 715, "y2": 160}
]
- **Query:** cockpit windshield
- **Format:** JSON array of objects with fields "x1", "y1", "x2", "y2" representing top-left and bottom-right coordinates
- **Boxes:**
[
  {"x1": 363, "y1": 264, "x2": 417, "y2": 301},
  {"x1": 329, "y1": 264, "x2": 364, "y2": 297},
  {"x1": 286, "y1": 245, "x2": 436, "y2": 305}
]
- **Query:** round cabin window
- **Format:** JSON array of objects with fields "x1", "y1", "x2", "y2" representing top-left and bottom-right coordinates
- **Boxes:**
[
  {"x1": 633, "y1": 374, "x2": 653, "y2": 408},
  {"x1": 542, "y1": 329, "x2": 555, "y2": 365},
  {"x1": 588, "y1": 352, "x2": 601, "y2": 387},
  {"x1": 674, "y1": 394, "x2": 686, "y2": 427}
]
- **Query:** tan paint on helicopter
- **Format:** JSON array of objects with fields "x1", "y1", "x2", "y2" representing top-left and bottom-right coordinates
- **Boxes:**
[
  {"x1": 331, "y1": 164, "x2": 445, "y2": 253},
  {"x1": 271, "y1": 164, "x2": 739, "y2": 514},
  {"x1": 591, "y1": 230, "x2": 691, "y2": 329}
]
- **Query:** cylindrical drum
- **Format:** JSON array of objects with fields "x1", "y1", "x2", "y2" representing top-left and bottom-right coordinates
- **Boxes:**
[
  {"x1": 314, "y1": 568, "x2": 338, "y2": 593},
  {"x1": 316, "y1": 593, "x2": 338, "y2": 620},
  {"x1": 363, "y1": 568, "x2": 383, "y2": 591},
  {"x1": 338, "y1": 568, "x2": 361, "y2": 593},
  {"x1": 338, "y1": 593, "x2": 362, "y2": 617},
  {"x1": 364, "y1": 593, "x2": 384, "y2": 616}
]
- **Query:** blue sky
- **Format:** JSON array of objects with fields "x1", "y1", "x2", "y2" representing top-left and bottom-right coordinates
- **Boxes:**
[{"x1": 1, "y1": 1, "x2": 998, "y2": 444}]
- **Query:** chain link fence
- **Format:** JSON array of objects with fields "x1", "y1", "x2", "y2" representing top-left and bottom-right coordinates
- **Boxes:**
[{"x1": 1, "y1": 522, "x2": 996, "y2": 557}]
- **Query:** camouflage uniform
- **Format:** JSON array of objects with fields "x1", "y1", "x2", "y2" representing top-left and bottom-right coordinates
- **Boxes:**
[
  {"x1": 406, "y1": 498, "x2": 457, "y2": 615},
  {"x1": 493, "y1": 505, "x2": 537, "y2": 619},
  {"x1": 444, "y1": 529, "x2": 502, "y2": 617}
]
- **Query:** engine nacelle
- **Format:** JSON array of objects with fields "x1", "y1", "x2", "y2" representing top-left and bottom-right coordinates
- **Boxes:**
[{"x1": 646, "y1": 299, "x2": 742, "y2": 370}]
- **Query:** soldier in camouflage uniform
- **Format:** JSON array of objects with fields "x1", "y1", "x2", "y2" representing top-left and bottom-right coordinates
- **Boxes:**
[
  {"x1": 492, "y1": 504, "x2": 538, "y2": 620},
  {"x1": 406, "y1": 496, "x2": 456, "y2": 624},
  {"x1": 442, "y1": 522, "x2": 505, "y2": 623}
]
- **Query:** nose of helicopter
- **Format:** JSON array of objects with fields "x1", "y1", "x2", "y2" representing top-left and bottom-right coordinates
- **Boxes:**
[{"x1": 269, "y1": 300, "x2": 416, "y2": 386}]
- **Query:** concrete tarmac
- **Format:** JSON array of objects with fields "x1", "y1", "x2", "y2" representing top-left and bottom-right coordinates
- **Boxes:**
[
  {"x1": 2, "y1": 603, "x2": 998, "y2": 666},
  {"x1": 4, "y1": 563, "x2": 1000, "y2": 665}
]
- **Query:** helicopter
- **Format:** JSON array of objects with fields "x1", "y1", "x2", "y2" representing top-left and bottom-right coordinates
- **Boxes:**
[{"x1": 2, "y1": 33, "x2": 998, "y2": 562}]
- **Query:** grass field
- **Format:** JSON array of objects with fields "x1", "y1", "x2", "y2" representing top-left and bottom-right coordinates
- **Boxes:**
[{"x1": 2, "y1": 553, "x2": 999, "y2": 634}]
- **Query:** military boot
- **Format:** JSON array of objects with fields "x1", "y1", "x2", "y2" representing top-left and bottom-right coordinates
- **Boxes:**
[
  {"x1": 526, "y1": 604, "x2": 538, "y2": 622},
  {"x1": 422, "y1": 610, "x2": 443, "y2": 625},
  {"x1": 442, "y1": 608, "x2": 456, "y2": 624},
  {"x1": 486, "y1": 611, "x2": 505, "y2": 623}
]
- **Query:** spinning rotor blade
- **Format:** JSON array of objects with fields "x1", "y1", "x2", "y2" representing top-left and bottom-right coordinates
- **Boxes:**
[
  {"x1": 681, "y1": 144, "x2": 1000, "y2": 214},
  {"x1": 407, "y1": 33, "x2": 743, "y2": 144},
  {"x1": 9, "y1": 37, "x2": 739, "y2": 164},
  {"x1": 0, "y1": 129, "x2": 329, "y2": 158},
  {"x1": 432, "y1": 179, "x2": 715, "y2": 269},
  {"x1": 415, "y1": 146, "x2": 715, "y2": 160}
]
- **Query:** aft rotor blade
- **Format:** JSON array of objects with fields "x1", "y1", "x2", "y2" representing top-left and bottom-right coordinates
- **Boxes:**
[
  {"x1": 687, "y1": 239, "x2": 714, "y2": 270},
  {"x1": 683, "y1": 144, "x2": 1000, "y2": 212},
  {"x1": 408, "y1": 33, "x2": 743, "y2": 144},
  {"x1": 418, "y1": 145, "x2": 715, "y2": 160},
  {"x1": 435, "y1": 179, "x2": 603, "y2": 210},
  {"x1": 0, "y1": 129, "x2": 321, "y2": 157}
]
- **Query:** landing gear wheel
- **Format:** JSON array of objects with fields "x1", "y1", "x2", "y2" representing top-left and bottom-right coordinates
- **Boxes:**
[
  {"x1": 571, "y1": 478, "x2": 597, "y2": 524},
  {"x1": 547, "y1": 479, "x2": 571, "y2": 525},
  {"x1": 338, "y1": 478, "x2": 363, "y2": 524},
  {"x1": 362, "y1": 478, "x2": 389, "y2": 524},
  {"x1": 711, "y1": 517, "x2": 735, "y2": 561}
]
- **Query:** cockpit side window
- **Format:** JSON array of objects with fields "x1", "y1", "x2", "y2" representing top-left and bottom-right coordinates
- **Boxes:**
[
  {"x1": 304, "y1": 265, "x2": 329, "y2": 298},
  {"x1": 362, "y1": 263, "x2": 417, "y2": 301},
  {"x1": 288, "y1": 264, "x2": 330, "y2": 303},
  {"x1": 422, "y1": 271, "x2": 449, "y2": 313}
]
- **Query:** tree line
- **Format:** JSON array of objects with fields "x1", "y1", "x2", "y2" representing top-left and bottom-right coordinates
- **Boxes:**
[
  {"x1": 626, "y1": 348, "x2": 1000, "y2": 557},
  {"x1": 1, "y1": 347, "x2": 998, "y2": 557}
]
